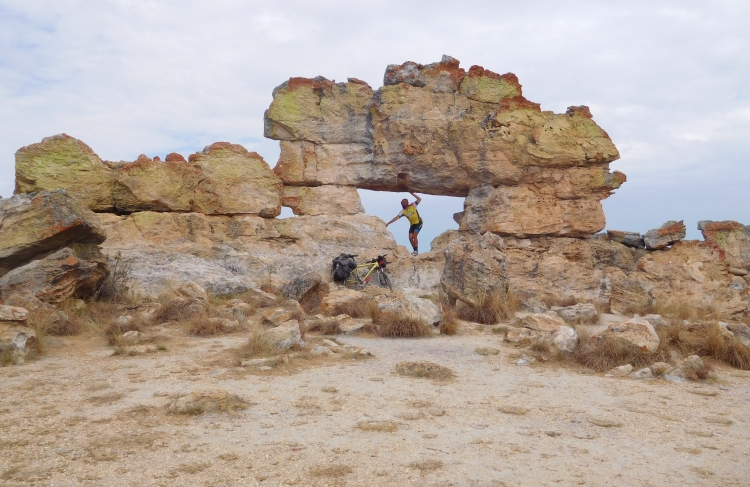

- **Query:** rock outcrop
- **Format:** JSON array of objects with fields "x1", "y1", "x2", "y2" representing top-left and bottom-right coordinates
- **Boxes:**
[
  {"x1": 0, "y1": 304, "x2": 36, "y2": 364},
  {"x1": 699, "y1": 220, "x2": 750, "y2": 272},
  {"x1": 440, "y1": 232, "x2": 507, "y2": 307},
  {"x1": 265, "y1": 56, "x2": 624, "y2": 239},
  {"x1": 16, "y1": 136, "x2": 283, "y2": 217},
  {"x1": 643, "y1": 221, "x2": 686, "y2": 250},
  {"x1": 0, "y1": 190, "x2": 106, "y2": 275}
]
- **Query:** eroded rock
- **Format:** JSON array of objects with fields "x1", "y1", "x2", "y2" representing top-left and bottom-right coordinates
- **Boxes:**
[
  {"x1": 643, "y1": 221, "x2": 686, "y2": 250},
  {"x1": 591, "y1": 317, "x2": 660, "y2": 353},
  {"x1": 441, "y1": 232, "x2": 507, "y2": 307}
]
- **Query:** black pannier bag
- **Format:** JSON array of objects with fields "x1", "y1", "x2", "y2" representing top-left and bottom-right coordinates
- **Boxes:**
[{"x1": 332, "y1": 254, "x2": 357, "y2": 281}]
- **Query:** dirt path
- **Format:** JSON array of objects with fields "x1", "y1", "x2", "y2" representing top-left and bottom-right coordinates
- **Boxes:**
[{"x1": 1, "y1": 326, "x2": 749, "y2": 486}]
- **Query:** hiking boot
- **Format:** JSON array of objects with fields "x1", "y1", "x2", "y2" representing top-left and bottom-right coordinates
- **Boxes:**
[{"x1": 412, "y1": 250, "x2": 419, "y2": 256}]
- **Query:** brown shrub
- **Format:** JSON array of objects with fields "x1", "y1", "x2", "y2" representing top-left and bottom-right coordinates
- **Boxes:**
[
  {"x1": 304, "y1": 318, "x2": 341, "y2": 335},
  {"x1": 104, "y1": 320, "x2": 142, "y2": 346},
  {"x1": 95, "y1": 252, "x2": 133, "y2": 303},
  {"x1": 572, "y1": 330, "x2": 654, "y2": 372},
  {"x1": 439, "y1": 308, "x2": 459, "y2": 335},
  {"x1": 376, "y1": 317, "x2": 431, "y2": 338},
  {"x1": 456, "y1": 291, "x2": 520, "y2": 325},
  {"x1": 188, "y1": 318, "x2": 229, "y2": 337},
  {"x1": 152, "y1": 299, "x2": 196, "y2": 324},
  {"x1": 234, "y1": 328, "x2": 277, "y2": 363},
  {"x1": 326, "y1": 298, "x2": 375, "y2": 319}
]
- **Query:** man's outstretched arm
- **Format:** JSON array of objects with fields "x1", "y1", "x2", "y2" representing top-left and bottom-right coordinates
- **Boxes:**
[
  {"x1": 385, "y1": 215, "x2": 401, "y2": 227},
  {"x1": 410, "y1": 192, "x2": 422, "y2": 205}
]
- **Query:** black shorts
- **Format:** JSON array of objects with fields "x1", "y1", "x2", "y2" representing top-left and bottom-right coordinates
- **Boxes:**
[{"x1": 409, "y1": 222, "x2": 423, "y2": 234}]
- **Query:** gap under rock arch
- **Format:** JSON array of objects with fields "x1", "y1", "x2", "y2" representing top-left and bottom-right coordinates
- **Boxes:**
[{"x1": 357, "y1": 189, "x2": 464, "y2": 250}]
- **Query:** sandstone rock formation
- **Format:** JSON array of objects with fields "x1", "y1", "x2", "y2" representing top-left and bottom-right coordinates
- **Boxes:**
[
  {"x1": 440, "y1": 232, "x2": 507, "y2": 307},
  {"x1": 265, "y1": 55, "x2": 624, "y2": 239},
  {"x1": 591, "y1": 317, "x2": 660, "y2": 353},
  {"x1": 0, "y1": 304, "x2": 36, "y2": 365},
  {"x1": 375, "y1": 293, "x2": 442, "y2": 328},
  {"x1": 0, "y1": 190, "x2": 106, "y2": 275},
  {"x1": 606, "y1": 230, "x2": 645, "y2": 249},
  {"x1": 16, "y1": 136, "x2": 283, "y2": 217},
  {"x1": 699, "y1": 220, "x2": 750, "y2": 272}
]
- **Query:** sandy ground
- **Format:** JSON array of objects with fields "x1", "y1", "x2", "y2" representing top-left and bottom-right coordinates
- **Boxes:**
[{"x1": 1, "y1": 324, "x2": 749, "y2": 487}]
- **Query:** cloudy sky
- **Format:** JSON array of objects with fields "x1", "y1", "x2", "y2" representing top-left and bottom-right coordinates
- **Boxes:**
[{"x1": 1, "y1": 0, "x2": 748, "y2": 248}]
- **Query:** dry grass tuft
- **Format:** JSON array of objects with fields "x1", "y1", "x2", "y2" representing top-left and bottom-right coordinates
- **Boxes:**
[
  {"x1": 395, "y1": 361, "x2": 455, "y2": 380},
  {"x1": 175, "y1": 462, "x2": 210, "y2": 474},
  {"x1": 456, "y1": 291, "x2": 521, "y2": 325},
  {"x1": 304, "y1": 318, "x2": 341, "y2": 335},
  {"x1": 1, "y1": 348, "x2": 16, "y2": 367},
  {"x1": 573, "y1": 333, "x2": 654, "y2": 372},
  {"x1": 95, "y1": 251, "x2": 133, "y2": 303},
  {"x1": 188, "y1": 317, "x2": 230, "y2": 337},
  {"x1": 309, "y1": 464, "x2": 353, "y2": 478},
  {"x1": 152, "y1": 299, "x2": 194, "y2": 324},
  {"x1": 408, "y1": 460, "x2": 444, "y2": 473},
  {"x1": 356, "y1": 420, "x2": 399, "y2": 432},
  {"x1": 327, "y1": 298, "x2": 376, "y2": 319},
  {"x1": 234, "y1": 328, "x2": 277, "y2": 364},
  {"x1": 439, "y1": 308, "x2": 459, "y2": 335},
  {"x1": 376, "y1": 316, "x2": 431, "y2": 338},
  {"x1": 104, "y1": 320, "x2": 142, "y2": 346}
]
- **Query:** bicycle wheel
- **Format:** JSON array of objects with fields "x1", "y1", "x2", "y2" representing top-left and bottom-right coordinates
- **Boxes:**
[
  {"x1": 378, "y1": 270, "x2": 393, "y2": 291},
  {"x1": 346, "y1": 267, "x2": 366, "y2": 290}
]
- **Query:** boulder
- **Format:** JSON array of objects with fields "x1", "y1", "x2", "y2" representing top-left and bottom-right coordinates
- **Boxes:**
[
  {"x1": 0, "y1": 323, "x2": 37, "y2": 364},
  {"x1": 159, "y1": 281, "x2": 209, "y2": 305},
  {"x1": 281, "y1": 185, "x2": 364, "y2": 216},
  {"x1": 0, "y1": 190, "x2": 106, "y2": 275},
  {"x1": 261, "y1": 319, "x2": 304, "y2": 349},
  {"x1": 643, "y1": 221, "x2": 686, "y2": 250},
  {"x1": 547, "y1": 325, "x2": 578, "y2": 353},
  {"x1": 726, "y1": 322, "x2": 750, "y2": 348},
  {"x1": 0, "y1": 247, "x2": 108, "y2": 305},
  {"x1": 591, "y1": 317, "x2": 660, "y2": 353},
  {"x1": 188, "y1": 142, "x2": 283, "y2": 217},
  {"x1": 519, "y1": 312, "x2": 567, "y2": 332},
  {"x1": 629, "y1": 367, "x2": 654, "y2": 379},
  {"x1": 280, "y1": 272, "x2": 323, "y2": 301},
  {"x1": 375, "y1": 293, "x2": 441, "y2": 328},
  {"x1": 440, "y1": 232, "x2": 507, "y2": 307},
  {"x1": 649, "y1": 362, "x2": 671, "y2": 376},
  {"x1": 606, "y1": 230, "x2": 645, "y2": 249},
  {"x1": 665, "y1": 355, "x2": 706, "y2": 381},
  {"x1": 15, "y1": 134, "x2": 116, "y2": 211},
  {"x1": 555, "y1": 303, "x2": 598, "y2": 324},
  {"x1": 643, "y1": 314, "x2": 668, "y2": 330},
  {"x1": 607, "y1": 364, "x2": 633, "y2": 377}
]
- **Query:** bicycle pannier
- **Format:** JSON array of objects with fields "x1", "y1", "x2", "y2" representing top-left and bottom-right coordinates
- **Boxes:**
[{"x1": 332, "y1": 255, "x2": 357, "y2": 281}]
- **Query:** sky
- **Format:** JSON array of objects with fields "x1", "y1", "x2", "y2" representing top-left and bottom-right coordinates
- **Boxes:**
[{"x1": 1, "y1": 0, "x2": 748, "y2": 249}]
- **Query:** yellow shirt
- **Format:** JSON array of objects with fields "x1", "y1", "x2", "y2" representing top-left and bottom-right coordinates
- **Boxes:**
[{"x1": 399, "y1": 203, "x2": 422, "y2": 225}]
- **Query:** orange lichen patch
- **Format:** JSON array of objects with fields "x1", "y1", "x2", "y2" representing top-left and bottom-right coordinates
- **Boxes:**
[
  {"x1": 499, "y1": 95, "x2": 541, "y2": 112},
  {"x1": 423, "y1": 57, "x2": 466, "y2": 87},
  {"x1": 347, "y1": 77, "x2": 371, "y2": 88},
  {"x1": 467, "y1": 65, "x2": 501, "y2": 80}
]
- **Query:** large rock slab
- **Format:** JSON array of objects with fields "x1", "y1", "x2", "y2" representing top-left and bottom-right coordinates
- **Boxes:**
[
  {"x1": 15, "y1": 134, "x2": 116, "y2": 211},
  {"x1": 0, "y1": 247, "x2": 108, "y2": 305},
  {"x1": 590, "y1": 317, "x2": 660, "y2": 353},
  {"x1": 0, "y1": 304, "x2": 29, "y2": 322},
  {"x1": 519, "y1": 312, "x2": 567, "y2": 332},
  {"x1": 441, "y1": 232, "x2": 507, "y2": 307},
  {"x1": 607, "y1": 230, "x2": 645, "y2": 249},
  {"x1": 643, "y1": 221, "x2": 686, "y2": 250},
  {"x1": 265, "y1": 56, "x2": 624, "y2": 239},
  {"x1": 0, "y1": 190, "x2": 106, "y2": 275}
]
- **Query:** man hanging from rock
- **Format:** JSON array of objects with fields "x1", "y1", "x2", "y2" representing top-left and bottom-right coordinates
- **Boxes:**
[{"x1": 385, "y1": 192, "x2": 423, "y2": 256}]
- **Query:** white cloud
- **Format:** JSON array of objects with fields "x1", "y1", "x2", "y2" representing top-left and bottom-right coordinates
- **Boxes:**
[{"x1": 0, "y1": 0, "x2": 748, "y2": 243}]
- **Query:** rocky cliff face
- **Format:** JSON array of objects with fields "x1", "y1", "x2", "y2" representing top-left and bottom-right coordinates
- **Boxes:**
[{"x1": 265, "y1": 56, "x2": 624, "y2": 238}]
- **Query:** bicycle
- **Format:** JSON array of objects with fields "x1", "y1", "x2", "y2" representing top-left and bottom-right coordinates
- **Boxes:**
[{"x1": 341, "y1": 254, "x2": 392, "y2": 291}]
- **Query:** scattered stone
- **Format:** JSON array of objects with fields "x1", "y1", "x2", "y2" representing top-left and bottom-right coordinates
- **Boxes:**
[
  {"x1": 261, "y1": 320, "x2": 304, "y2": 350},
  {"x1": 519, "y1": 312, "x2": 567, "y2": 332},
  {"x1": 3, "y1": 293, "x2": 69, "y2": 330},
  {"x1": 262, "y1": 301, "x2": 304, "y2": 327},
  {"x1": 516, "y1": 354, "x2": 536, "y2": 366},
  {"x1": 0, "y1": 323, "x2": 36, "y2": 364},
  {"x1": 607, "y1": 364, "x2": 633, "y2": 377},
  {"x1": 643, "y1": 220, "x2": 686, "y2": 250},
  {"x1": 556, "y1": 303, "x2": 598, "y2": 324},
  {"x1": 475, "y1": 347, "x2": 500, "y2": 356},
  {"x1": 664, "y1": 355, "x2": 706, "y2": 381},
  {"x1": 334, "y1": 314, "x2": 366, "y2": 334},
  {"x1": 321, "y1": 339, "x2": 339, "y2": 348},
  {"x1": 607, "y1": 230, "x2": 645, "y2": 249},
  {"x1": 629, "y1": 367, "x2": 654, "y2": 380},
  {"x1": 116, "y1": 315, "x2": 134, "y2": 326},
  {"x1": 548, "y1": 325, "x2": 578, "y2": 353}
]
